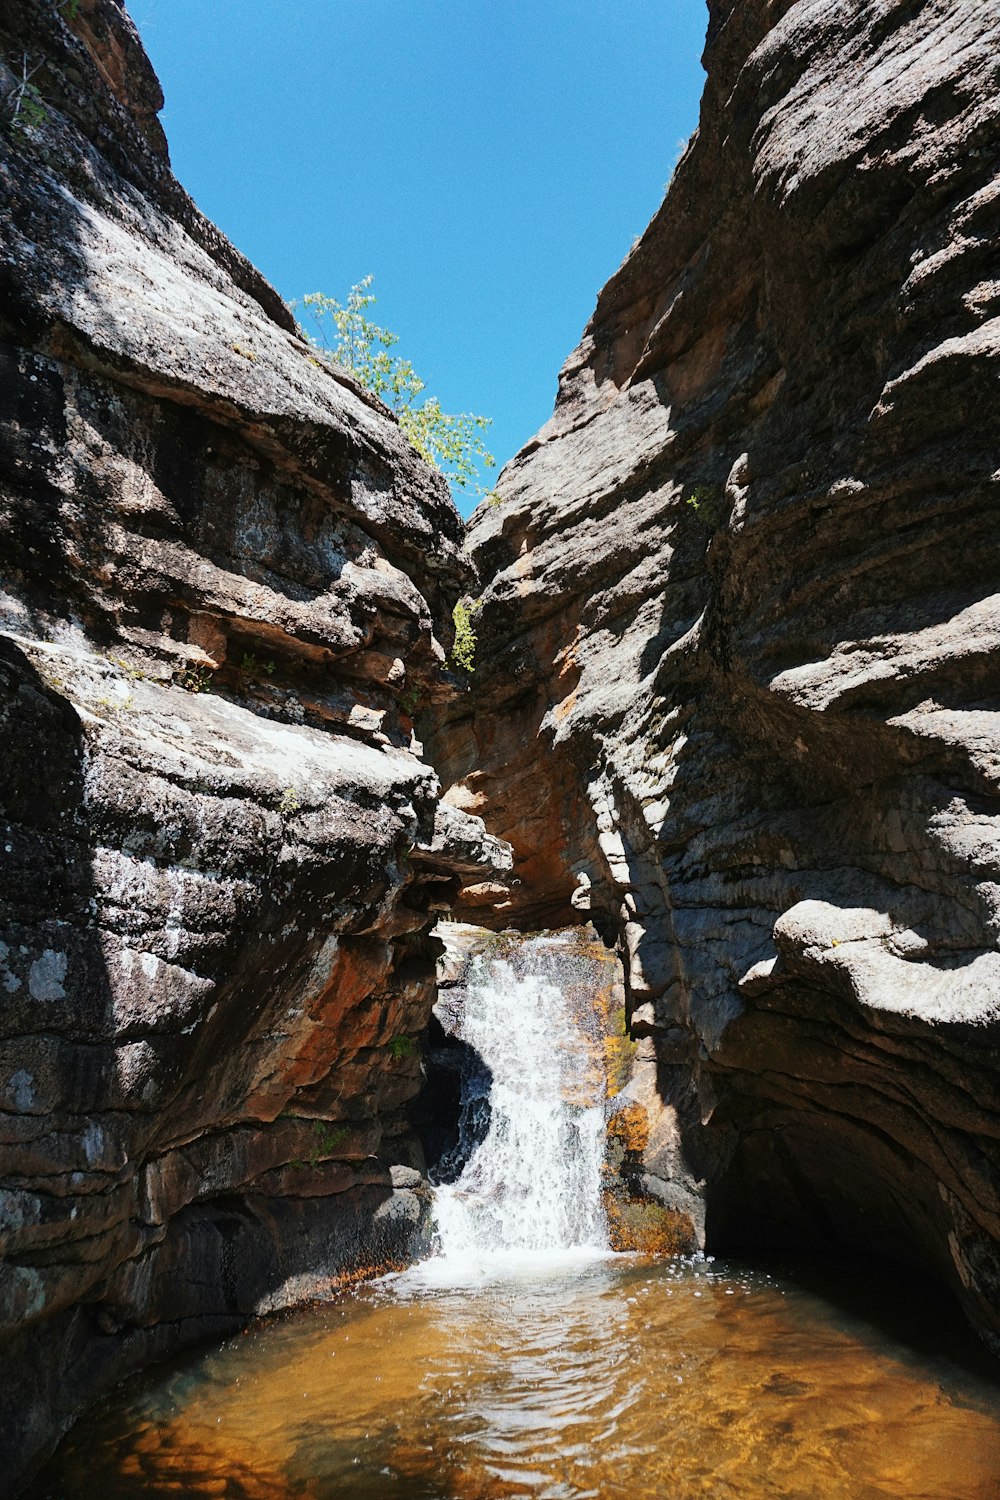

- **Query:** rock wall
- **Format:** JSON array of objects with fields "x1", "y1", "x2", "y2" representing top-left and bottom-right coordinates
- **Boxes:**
[
  {"x1": 0, "y1": 0, "x2": 508, "y2": 1487},
  {"x1": 435, "y1": 0, "x2": 1000, "y2": 1346}
]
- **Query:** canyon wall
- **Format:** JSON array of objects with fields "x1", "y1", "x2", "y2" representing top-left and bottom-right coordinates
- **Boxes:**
[
  {"x1": 436, "y1": 0, "x2": 1000, "y2": 1345},
  {"x1": 428, "y1": 921, "x2": 694, "y2": 1255},
  {"x1": 0, "y1": 0, "x2": 508, "y2": 1486}
]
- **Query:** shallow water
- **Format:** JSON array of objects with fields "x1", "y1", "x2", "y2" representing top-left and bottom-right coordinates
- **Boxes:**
[
  {"x1": 29, "y1": 934, "x2": 1000, "y2": 1497},
  {"x1": 30, "y1": 1253, "x2": 1000, "y2": 1500}
]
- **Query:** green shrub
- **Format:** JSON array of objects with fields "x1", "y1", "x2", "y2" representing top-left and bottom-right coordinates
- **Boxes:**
[
  {"x1": 451, "y1": 598, "x2": 481, "y2": 674},
  {"x1": 297, "y1": 278, "x2": 494, "y2": 499}
]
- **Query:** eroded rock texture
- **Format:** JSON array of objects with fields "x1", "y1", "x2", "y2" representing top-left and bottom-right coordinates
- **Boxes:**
[
  {"x1": 0, "y1": 0, "x2": 507, "y2": 1485},
  {"x1": 436, "y1": 0, "x2": 1000, "y2": 1345}
]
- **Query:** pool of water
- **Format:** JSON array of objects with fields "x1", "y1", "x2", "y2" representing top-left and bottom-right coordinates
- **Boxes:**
[{"x1": 29, "y1": 1252, "x2": 1000, "y2": 1500}]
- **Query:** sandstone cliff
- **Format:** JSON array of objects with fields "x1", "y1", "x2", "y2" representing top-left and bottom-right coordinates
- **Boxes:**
[
  {"x1": 436, "y1": 0, "x2": 1000, "y2": 1346},
  {"x1": 0, "y1": 0, "x2": 508, "y2": 1485}
]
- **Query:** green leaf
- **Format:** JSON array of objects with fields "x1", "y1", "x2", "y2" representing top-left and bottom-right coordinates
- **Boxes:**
[{"x1": 298, "y1": 276, "x2": 494, "y2": 497}]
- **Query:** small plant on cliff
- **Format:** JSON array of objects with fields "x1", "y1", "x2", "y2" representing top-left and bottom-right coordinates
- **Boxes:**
[
  {"x1": 177, "y1": 663, "x2": 213, "y2": 693},
  {"x1": 685, "y1": 485, "x2": 726, "y2": 530},
  {"x1": 278, "y1": 787, "x2": 301, "y2": 816},
  {"x1": 241, "y1": 652, "x2": 277, "y2": 677},
  {"x1": 399, "y1": 684, "x2": 421, "y2": 716},
  {"x1": 389, "y1": 1035, "x2": 417, "y2": 1060},
  {"x1": 309, "y1": 1120, "x2": 348, "y2": 1165},
  {"x1": 3, "y1": 53, "x2": 46, "y2": 137},
  {"x1": 451, "y1": 598, "x2": 480, "y2": 674},
  {"x1": 297, "y1": 278, "x2": 495, "y2": 499},
  {"x1": 108, "y1": 655, "x2": 146, "y2": 683}
]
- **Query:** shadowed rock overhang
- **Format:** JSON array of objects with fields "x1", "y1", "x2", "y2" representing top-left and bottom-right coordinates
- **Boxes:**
[{"x1": 430, "y1": 0, "x2": 1000, "y2": 1351}]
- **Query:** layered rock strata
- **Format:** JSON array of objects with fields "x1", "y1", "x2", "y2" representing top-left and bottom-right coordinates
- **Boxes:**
[
  {"x1": 435, "y1": 0, "x2": 1000, "y2": 1345},
  {"x1": 0, "y1": 0, "x2": 508, "y2": 1486}
]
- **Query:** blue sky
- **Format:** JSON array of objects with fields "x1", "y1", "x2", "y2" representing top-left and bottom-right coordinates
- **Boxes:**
[{"x1": 130, "y1": 1, "x2": 708, "y2": 515}]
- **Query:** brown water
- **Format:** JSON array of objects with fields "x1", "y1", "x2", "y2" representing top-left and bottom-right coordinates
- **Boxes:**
[{"x1": 30, "y1": 1253, "x2": 1000, "y2": 1500}]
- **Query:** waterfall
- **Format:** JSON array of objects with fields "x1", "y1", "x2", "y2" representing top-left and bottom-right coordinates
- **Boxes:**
[{"x1": 431, "y1": 935, "x2": 609, "y2": 1266}]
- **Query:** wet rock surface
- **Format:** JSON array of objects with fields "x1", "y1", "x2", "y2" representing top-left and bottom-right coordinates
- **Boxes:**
[
  {"x1": 0, "y1": 0, "x2": 508, "y2": 1487},
  {"x1": 435, "y1": 0, "x2": 1000, "y2": 1344},
  {"x1": 425, "y1": 922, "x2": 691, "y2": 1252}
]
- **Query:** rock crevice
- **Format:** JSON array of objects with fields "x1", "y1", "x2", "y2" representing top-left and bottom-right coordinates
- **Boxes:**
[{"x1": 436, "y1": 0, "x2": 1000, "y2": 1349}]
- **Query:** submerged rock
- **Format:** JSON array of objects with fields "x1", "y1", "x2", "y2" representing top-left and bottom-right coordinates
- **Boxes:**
[{"x1": 434, "y1": 0, "x2": 1000, "y2": 1345}]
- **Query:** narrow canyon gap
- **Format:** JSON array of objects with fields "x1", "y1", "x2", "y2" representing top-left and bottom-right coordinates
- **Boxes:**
[
  {"x1": 2, "y1": 0, "x2": 1000, "y2": 1494},
  {"x1": 431, "y1": 0, "x2": 1000, "y2": 1350}
]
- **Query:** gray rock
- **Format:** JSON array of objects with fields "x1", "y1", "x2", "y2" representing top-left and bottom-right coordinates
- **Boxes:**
[
  {"x1": 435, "y1": 0, "x2": 1000, "y2": 1349},
  {"x1": 388, "y1": 1163, "x2": 424, "y2": 1189},
  {"x1": 0, "y1": 1, "x2": 508, "y2": 1488}
]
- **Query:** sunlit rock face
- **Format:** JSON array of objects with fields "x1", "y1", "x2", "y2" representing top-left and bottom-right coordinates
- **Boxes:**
[
  {"x1": 434, "y1": 0, "x2": 1000, "y2": 1345},
  {"x1": 0, "y1": 0, "x2": 509, "y2": 1486}
]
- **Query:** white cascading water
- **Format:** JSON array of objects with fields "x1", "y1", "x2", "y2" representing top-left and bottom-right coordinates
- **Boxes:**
[{"x1": 432, "y1": 943, "x2": 608, "y2": 1266}]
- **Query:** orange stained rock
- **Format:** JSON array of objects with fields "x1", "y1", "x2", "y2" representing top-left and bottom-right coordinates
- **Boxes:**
[
  {"x1": 607, "y1": 1100, "x2": 650, "y2": 1154},
  {"x1": 551, "y1": 616, "x2": 583, "y2": 727},
  {"x1": 244, "y1": 936, "x2": 393, "y2": 1114},
  {"x1": 602, "y1": 1191, "x2": 696, "y2": 1255}
]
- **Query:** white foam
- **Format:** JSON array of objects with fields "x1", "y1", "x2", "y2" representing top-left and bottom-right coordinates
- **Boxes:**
[{"x1": 430, "y1": 948, "x2": 609, "y2": 1274}]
